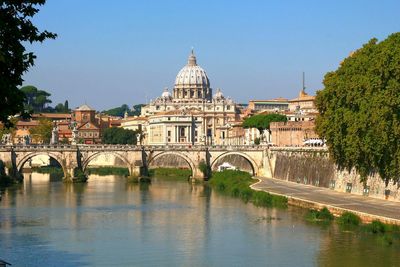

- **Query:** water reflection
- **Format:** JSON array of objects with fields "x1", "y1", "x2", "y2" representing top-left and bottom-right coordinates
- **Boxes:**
[{"x1": 0, "y1": 172, "x2": 399, "y2": 266}]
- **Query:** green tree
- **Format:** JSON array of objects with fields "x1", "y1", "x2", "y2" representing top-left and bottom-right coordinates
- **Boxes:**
[
  {"x1": 102, "y1": 104, "x2": 144, "y2": 117},
  {"x1": 102, "y1": 127, "x2": 137, "y2": 144},
  {"x1": 20, "y1": 85, "x2": 52, "y2": 112},
  {"x1": 0, "y1": 1, "x2": 56, "y2": 127},
  {"x1": 55, "y1": 103, "x2": 65, "y2": 113},
  {"x1": 30, "y1": 118, "x2": 52, "y2": 143},
  {"x1": 53, "y1": 100, "x2": 70, "y2": 113},
  {"x1": 242, "y1": 113, "x2": 287, "y2": 135},
  {"x1": 315, "y1": 33, "x2": 400, "y2": 185}
]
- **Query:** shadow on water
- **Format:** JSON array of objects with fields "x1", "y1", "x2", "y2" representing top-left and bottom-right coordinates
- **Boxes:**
[
  {"x1": 317, "y1": 224, "x2": 400, "y2": 267},
  {"x1": 0, "y1": 232, "x2": 89, "y2": 266}
]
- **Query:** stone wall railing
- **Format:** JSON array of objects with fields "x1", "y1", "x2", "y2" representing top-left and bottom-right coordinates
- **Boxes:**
[{"x1": 0, "y1": 144, "x2": 328, "y2": 152}]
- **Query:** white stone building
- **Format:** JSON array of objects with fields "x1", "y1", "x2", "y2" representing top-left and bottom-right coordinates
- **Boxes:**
[{"x1": 140, "y1": 50, "x2": 240, "y2": 145}]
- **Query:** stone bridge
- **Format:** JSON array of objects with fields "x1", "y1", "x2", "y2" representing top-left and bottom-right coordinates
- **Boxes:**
[{"x1": 0, "y1": 144, "x2": 271, "y2": 181}]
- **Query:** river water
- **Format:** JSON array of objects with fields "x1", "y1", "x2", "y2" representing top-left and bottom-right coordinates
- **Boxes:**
[{"x1": 1, "y1": 173, "x2": 399, "y2": 267}]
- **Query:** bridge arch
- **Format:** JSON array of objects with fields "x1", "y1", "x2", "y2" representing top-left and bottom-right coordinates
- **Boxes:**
[
  {"x1": 82, "y1": 151, "x2": 132, "y2": 175},
  {"x1": 211, "y1": 151, "x2": 258, "y2": 176},
  {"x1": 16, "y1": 152, "x2": 66, "y2": 177},
  {"x1": 148, "y1": 151, "x2": 195, "y2": 175}
]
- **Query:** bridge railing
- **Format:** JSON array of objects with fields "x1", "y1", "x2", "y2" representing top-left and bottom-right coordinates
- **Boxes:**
[{"x1": 0, "y1": 144, "x2": 328, "y2": 152}]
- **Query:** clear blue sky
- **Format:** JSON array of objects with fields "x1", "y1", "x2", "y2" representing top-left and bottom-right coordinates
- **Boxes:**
[{"x1": 23, "y1": 0, "x2": 400, "y2": 110}]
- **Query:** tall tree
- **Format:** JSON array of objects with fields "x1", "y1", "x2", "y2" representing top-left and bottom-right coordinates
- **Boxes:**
[
  {"x1": 315, "y1": 33, "x2": 400, "y2": 185},
  {"x1": 242, "y1": 113, "x2": 287, "y2": 134},
  {"x1": 102, "y1": 127, "x2": 137, "y2": 144},
  {"x1": 0, "y1": 1, "x2": 56, "y2": 127},
  {"x1": 103, "y1": 104, "x2": 144, "y2": 117},
  {"x1": 20, "y1": 85, "x2": 52, "y2": 112},
  {"x1": 29, "y1": 118, "x2": 52, "y2": 143}
]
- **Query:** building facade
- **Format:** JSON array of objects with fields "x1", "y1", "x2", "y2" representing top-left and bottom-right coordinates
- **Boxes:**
[
  {"x1": 140, "y1": 51, "x2": 240, "y2": 145},
  {"x1": 270, "y1": 120, "x2": 319, "y2": 147},
  {"x1": 247, "y1": 98, "x2": 289, "y2": 113}
]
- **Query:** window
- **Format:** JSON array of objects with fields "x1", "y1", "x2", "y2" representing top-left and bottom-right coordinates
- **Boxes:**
[
  {"x1": 227, "y1": 105, "x2": 230, "y2": 110},
  {"x1": 86, "y1": 123, "x2": 90, "y2": 128},
  {"x1": 168, "y1": 131, "x2": 171, "y2": 137}
]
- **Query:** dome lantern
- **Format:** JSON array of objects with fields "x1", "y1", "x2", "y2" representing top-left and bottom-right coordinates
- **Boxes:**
[{"x1": 173, "y1": 50, "x2": 212, "y2": 101}]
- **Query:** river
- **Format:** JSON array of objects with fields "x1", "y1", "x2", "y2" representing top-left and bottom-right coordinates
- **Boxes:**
[{"x1": 0, "y1": 172, "x2": 399, "y2": 266}]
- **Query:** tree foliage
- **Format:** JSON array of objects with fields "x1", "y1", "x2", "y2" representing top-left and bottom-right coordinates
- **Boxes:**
[
  {"x1": 242, "y1": 113, "x2": 287, "y2": 133},
  {"x1": 102, "y1": 104, "x2": 144, "y2": 117},
  {"x1": 30, "y1": 118, "x2": 52, "y2": 143},
  {"x1": 20, "y1": 85, "x2": 52, "y2": 112},
  {"x1": 54, "y1": 100, "x2": 70, "y2": 113},
  {"x1": 315, "y1": 33, "x2": 400, "y2": 184},
  {"x1": 0, "y1": 1, "x2": 56, "y2": 127},
  {"x1": 102, "y1": 127, "x2": 138, "y2": 144}
]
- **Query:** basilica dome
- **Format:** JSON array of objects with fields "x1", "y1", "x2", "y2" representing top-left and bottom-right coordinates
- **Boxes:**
[
  {"x1": 161, "y1": 88, "x2": 172, "y2": 99},
  {"x1": 173, "y1": 50, "x2": 212, "y2": 101}
]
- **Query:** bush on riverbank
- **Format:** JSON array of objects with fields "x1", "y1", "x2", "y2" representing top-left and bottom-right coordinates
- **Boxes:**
[
  {"x1": 306, "y1": 207, "x2": 334, "y2": 223},
  {"x1": 209, "y1": 170, "x2": 287, "y2": 208},
  {"x1": 0, "y1": 174, "x2": 14, "y2": 187},
  {"x1": 337, "y1": 212, "x2": 361, "y2": 226},
  {"x1": 32, "y1": 166, "x2": 63, "y2": 174},
  {"x1": 86, "y1": 166, "x2": 129, "y2": 176},
  {"x1": 0, "y1": 160, "x2": 16, "y2": 187},
  {"x1": 148, "y1": 168, "x2": 191, "y2": 178}
]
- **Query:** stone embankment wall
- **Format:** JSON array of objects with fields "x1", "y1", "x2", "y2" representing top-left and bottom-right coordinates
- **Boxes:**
[{"x1": 270, "y1": 149, "x2": 400, "y2": 202}]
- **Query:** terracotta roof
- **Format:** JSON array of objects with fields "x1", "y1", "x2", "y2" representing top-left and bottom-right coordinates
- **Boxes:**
[
  {"x1": 123, "y1": 116, "x2": 148, "y2": 122},
  {"x1": 31, "y1": 113, "x2": 71, "y2": 119},
  {"x1": 16, "y1": 120, "x2": 39, "y2": 126}
]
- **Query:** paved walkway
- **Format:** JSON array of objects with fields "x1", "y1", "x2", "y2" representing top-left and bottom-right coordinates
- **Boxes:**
[{"x1": 251, "y1": 177, "x2": 400, "y2": 223}]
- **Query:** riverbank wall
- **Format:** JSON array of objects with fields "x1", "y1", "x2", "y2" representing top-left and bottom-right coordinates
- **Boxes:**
[{"x1": 267, "y1": 148, "x2": 400, "y2": 202}]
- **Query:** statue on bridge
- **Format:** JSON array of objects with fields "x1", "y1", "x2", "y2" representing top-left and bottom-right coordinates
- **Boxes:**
[
  {"x1": 23, "y1": 135, "x2": 31, "y2": 145},
  {"x1": 71, "y1": 121, "x2": 78, "y2": 145},
  {"x1": 50, "y1": 124, "x2": 59, "y2": 145},
  {"x1": 1, "y1": 133, "x2": 12, "y2": 145}
]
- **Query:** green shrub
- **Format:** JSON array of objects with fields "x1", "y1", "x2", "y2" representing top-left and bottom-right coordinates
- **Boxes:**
[
  {"x1": 209, "y1": 170, "x2": 287, "y2": 208},
  {"x1": 239, "y1": 187, "x2": 253, "y2": 203},
  {"x1": 306, "y1": 207, "x2": 334, "y2": 222},
  {"x1": 148, "y1": 168, "x2": 191, "y2": 178},
  {"x1": 367, "y1": 220, "x2": 387, "y2": 234},
  {"x1": 337, "y1": 212, "x2": 361, "y2": 226},
  {"x1": 32, "y1": 166, "x2": 63, "y2": 174},
  {"x1": 0, "y1": 174, "x2": 14, "y2": 187},
  {"x1": 72, "y1": 167, "x2": 87, "y2": 183},
  {"x1": 198, "y1": 160, "x2": 210, "y2": 178},
  {"x1": 87, "y1": 167, "x2": 129, "y2": 176}
]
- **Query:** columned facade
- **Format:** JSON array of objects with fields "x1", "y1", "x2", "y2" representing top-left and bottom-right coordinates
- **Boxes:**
[{"x1": 140, "y1": 51, "x2": 240, "y2": 145}]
